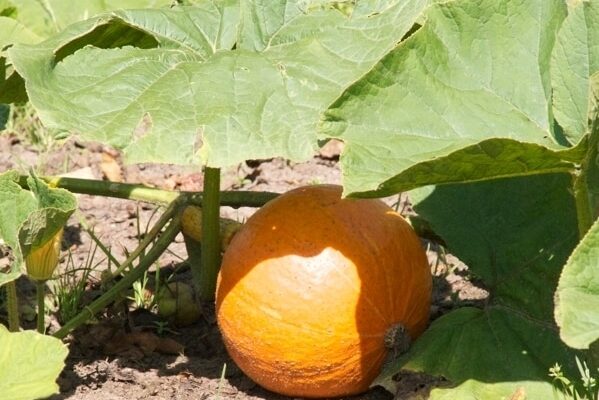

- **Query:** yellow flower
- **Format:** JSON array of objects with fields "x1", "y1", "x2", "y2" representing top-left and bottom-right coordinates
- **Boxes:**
[{"x1": 25, "y1": 228, "x2": 63, "y2": 281}]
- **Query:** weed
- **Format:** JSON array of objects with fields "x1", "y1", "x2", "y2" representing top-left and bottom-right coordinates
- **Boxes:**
[
  {"x1": 52, "y1": 242, "x2": 101, "y2": 325},
  {"x1": 550, "y1": 357, "x2": 598, "y2": 400},
  {"x1": 152, "y1": 320, "x2": 177, "y2": 336},
  {"x1": 6, "y1": 103, "x2": 64, "y2": 153},
  {"x1": 215, "y1": 363, "x2": 227, "y2": 400},
  {"x1": 129, "y1": 268, "x2": 155, "y2": 309}
]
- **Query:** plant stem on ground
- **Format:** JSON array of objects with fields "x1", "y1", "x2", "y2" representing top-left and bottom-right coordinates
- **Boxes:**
[
  {"x1": 5, "y1": 280, "x2": 19, "y2": 332},
  {"x1": 17, "y1": 175, "x2": 278, "y2": 208},
  {"x1": 53, "y1": 204, "x2": 183, "y2": 339},
  {"x1": 199, "y1": 167, "x2": 221, "y2": 302},
  {"x1": 36, "y1": 281, "x2": 46, "y2": 334}
]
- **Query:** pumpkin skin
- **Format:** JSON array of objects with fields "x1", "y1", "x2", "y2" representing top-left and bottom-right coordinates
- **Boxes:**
[{"x1": 216, "y1": 185, "x2": 431, "y2": 398}]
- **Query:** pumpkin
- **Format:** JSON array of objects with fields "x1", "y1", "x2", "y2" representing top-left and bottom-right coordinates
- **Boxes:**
[{"x1": 216, "y1": 185, "x2": 432, "y2": 398}]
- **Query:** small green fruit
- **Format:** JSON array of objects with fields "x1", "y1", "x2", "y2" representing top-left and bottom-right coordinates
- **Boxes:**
[{"x1": 156, "y1": 282, "x2": 201, "y2": 327}]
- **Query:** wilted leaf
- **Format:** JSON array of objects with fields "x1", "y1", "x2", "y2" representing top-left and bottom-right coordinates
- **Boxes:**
[{"x1": 100, "y1": 152, "x2": 123, "y2": 182}]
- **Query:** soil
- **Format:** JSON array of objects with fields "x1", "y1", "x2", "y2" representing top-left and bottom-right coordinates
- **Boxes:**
[{"x1": 1, "y1": 133, "x2": 487, "y2": 400}]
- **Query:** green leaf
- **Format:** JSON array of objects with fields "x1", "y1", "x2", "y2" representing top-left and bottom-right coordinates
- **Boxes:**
[
  {"x1": 320, "y1": 0, "x2": 576, "y2": 196},
  {"x1": 0, "y1": 16, "x2": 41, "y2": 49},
  {"x1": 0, "y1": 325, "x2": 68, "y2": 400},
  {"x1": 349, "y1": 138, "x2": 581, "y2": 198},
  {"x1": 0, "y1": 0, "x2": 17, "y2": 18},
  {"x1": 555, "y1": 217, "x2": 599, "y2": 349},
  {"x1": 0, "y1": 0, "x2": 173, "y2": 105},
  {"x1": 5, "y1": 0, "x2": 173, "y2": 39},
  {"x1": 19, "y1": 173, "x2": 77, "y2": 255},
  {"x1": 0, "y1": 171, "x2": 76, "y2": 286},
  {"x1": 551, "y1": 1, "x2": 599, "y2": 144},
  {"x1": 376, "y1": 173, "x2": 580, "y2": 398},
  {"x1": 0, "y1": 171, "x2": 37, "y2": 285},
  {"x1": 8, "y1": 1, "x2": 429, "y2": 167}
]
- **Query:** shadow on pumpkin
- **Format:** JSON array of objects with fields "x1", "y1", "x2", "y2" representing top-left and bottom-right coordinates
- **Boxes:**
[{"x1": 215, "y1": 185, "x2": 432, "y2": 398}]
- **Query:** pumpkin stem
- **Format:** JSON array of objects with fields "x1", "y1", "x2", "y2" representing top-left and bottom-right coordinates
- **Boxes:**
[{"x1": 384, "y1": 323, "x2": 412, "y2": 359}]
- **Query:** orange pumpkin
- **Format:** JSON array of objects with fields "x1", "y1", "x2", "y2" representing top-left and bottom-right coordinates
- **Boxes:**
[{"x1": 216, "y1": 185, "x2": 431, "y2": 398}]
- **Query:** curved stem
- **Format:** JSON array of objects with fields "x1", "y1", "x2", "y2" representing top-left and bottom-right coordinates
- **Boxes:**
[
  {"x1": 5, "y1": 280, "x2": 19, "y2": 332},
  {"x1": 199, "y1": 167, "x2": 221, "y2": 301},
  {"x1": 36, "y1": 280, "x2": 46, "y2": 334},
  {"x1": 17, "y1": 175, "x2": 278, "y2": 208},
  {"x1": 53, "y1": 210, "x2": 182, "y2": 339}
]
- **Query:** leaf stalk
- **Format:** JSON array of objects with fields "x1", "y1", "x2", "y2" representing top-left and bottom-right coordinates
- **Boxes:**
[
  {"x1": 17, "y1": 175, "x2": 278, "y2": 208},
  {"x1": 198, "y1": 167, "x2": 221, "y2": 301}
]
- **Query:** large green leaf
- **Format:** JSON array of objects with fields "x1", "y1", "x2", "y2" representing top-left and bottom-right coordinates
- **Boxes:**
[
  {"x1": 0, "y1": 325, "x2": 68, "y2": 400},
  {"x1": 320, "y1": 0, "x2": 582, "y2": 196},
  {"x1": 8, "y1": 1, "x2": 429, "y2": 167},
  {"x1": 375, "y1": 173, "x2": 580, "y2": 398},
  {"x1": 0, "y1": 15, "x2": 41, "y2": 49},
  {"x1": 0, "y1": 0, "x2": 173, "y2": 103},
  {"x1": 555, "y1": 74, "x2": 599, "y2": 350},
  {"x1": 551, "y1": 1, "x2": 599, "y2": 144},
  {"x1": 556, "y1": 217, "x2": 599, "y2": 349},
  {"x1": 1, "y1": 0, "x2": 172, "y2": 39},
  {"x1": 0, "y1": 171, "x2": 76, "y2": 286}
]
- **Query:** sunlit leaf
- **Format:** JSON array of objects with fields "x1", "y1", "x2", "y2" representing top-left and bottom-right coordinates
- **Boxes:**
[
  {"x1": 8, "y1": 1, "x2": 429, "y2": 167},
  {"x1": 0, "y1": 325, "x2": 68, "y2": 400},
  {"x1": 320, "y1": 0, "x2": 577, "y2": 196}
]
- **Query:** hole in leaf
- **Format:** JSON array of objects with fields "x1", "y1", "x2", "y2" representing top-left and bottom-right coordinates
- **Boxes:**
[
  {"x1": 400, "y1": 23, "x2": 422, "y2": 42},
  {"x1": 54, "y1": 18, "x2": 159, "y2": 62}
]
